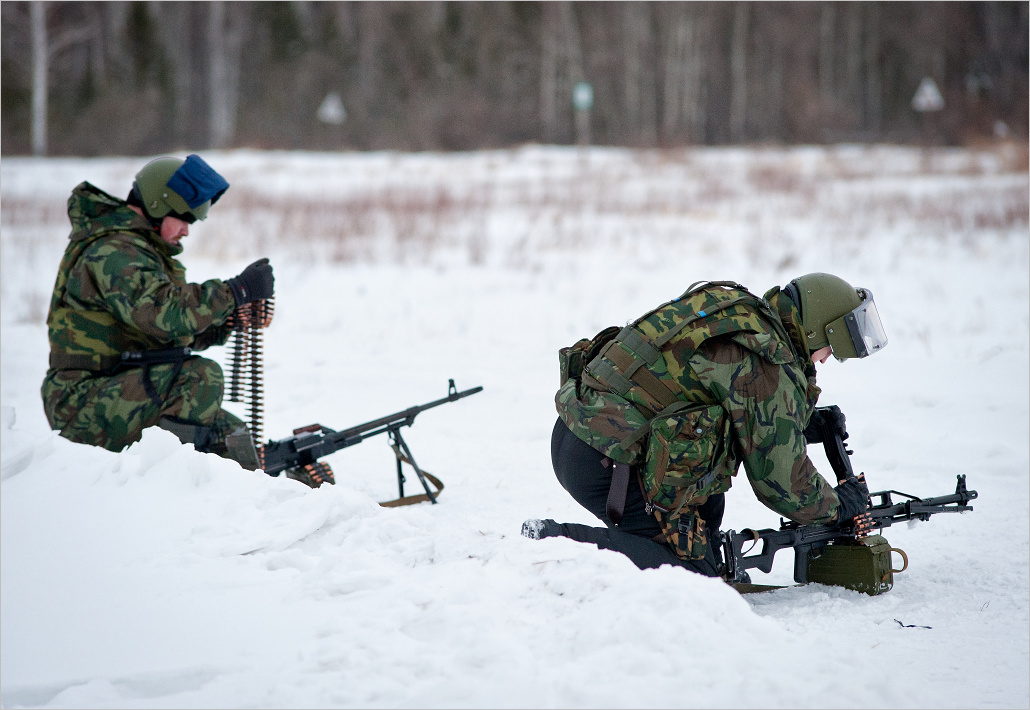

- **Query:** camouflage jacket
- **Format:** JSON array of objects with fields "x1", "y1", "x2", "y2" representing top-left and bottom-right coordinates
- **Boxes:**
[
  {"x1": 45, "y1": 182, "x2": 237, "y2": 372},
  {"x1": 556, "y1": 283, "x2": 841, "y2": 526}
]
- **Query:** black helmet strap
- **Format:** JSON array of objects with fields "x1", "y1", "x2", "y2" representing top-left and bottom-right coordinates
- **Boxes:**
[
  {"x1": 784, "y1": 281, "x2": 802, "y2": 317},
  {"x1": 127, "y1": 185, "x2": 166, "y2": 232}
]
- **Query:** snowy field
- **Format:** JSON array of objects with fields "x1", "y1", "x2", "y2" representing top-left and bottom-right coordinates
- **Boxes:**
[{"x1": 1, "y1": 144, "x2": 1028, "y2": 708}]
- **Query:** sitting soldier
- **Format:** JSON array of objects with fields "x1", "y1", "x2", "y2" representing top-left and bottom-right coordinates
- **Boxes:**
[{"x1": 41, "y1": 154, "x2": 273, "y2": 469}]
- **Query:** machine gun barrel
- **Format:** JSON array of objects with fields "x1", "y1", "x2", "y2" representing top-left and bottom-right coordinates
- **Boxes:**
[
  {"x1": 866, "y1": 476, "x2": 977, "y2": 529},
  {"x1": 259, "y1": 380, "x2": 483, "y2": 482},
  {"x1": 333, "y1": 382, "x2": 484, "y2": 446}
]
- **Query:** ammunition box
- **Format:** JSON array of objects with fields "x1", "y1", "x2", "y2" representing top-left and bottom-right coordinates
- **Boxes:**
[{"x1": 806, "y1": 534, "x2": 907, "y2": 596}]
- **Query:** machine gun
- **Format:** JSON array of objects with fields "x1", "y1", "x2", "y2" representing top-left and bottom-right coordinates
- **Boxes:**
[
  {"x1": 720, "y1": 406, "x2": 977, "y2": 594},
  {"x1": 258, "y1": 379, "x2": 483, "y2": 505}
]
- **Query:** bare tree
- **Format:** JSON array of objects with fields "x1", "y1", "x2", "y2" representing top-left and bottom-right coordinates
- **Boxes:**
[
  {"x1": 660, "y1": 4, "x2": 688, "y2": 142},
  {"x1": 208, "y1": 1, "x2": 246, "y2": 149},
  {"x1": 729, "y1": 1, "x2": 750, "y2": 142},
  {"x1": 29, "y1": 1, "x2": 95, "y2": 156},
  {"x1": 623, "y1": 3, "x2": 657, "y2": 145},
  {"x1": 539, "y1": 2, "x2": 561, "y2": 142},
  {"x1": 30, "y1": 2, "x2": 47, "y2": 155},
  {"x1": 4, "y1": 1, "x2": 1028, "y2": 154},
  {"x1": 539, "y1": 1, "x2": 584, "y2": 143},
  {"x1": 819, "y1": 3, "x2": 836, "y2": 112},
  {"x1": 864, "y1": 2, "x2": 883, "y2": 133},
  {"x1": 843, "y1": 2, "x2": 864, "y2": 126},
  {"x1": 659, "y1": 3, "x2": 710, "y2": 145},
  {"x1": 155, "y1": 2, "x2": 194, "y2": 148},
  {"x1": 356, "y1": 2, "x2": 385, "y2": 127}
]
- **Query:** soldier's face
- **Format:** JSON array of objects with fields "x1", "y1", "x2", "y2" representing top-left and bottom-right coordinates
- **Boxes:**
[
  {"x1": 159, "y1": 215, "x2": 190, "y2": 247},
  {"x1": 811, "y1": 346, "x2": 833, "y2": 365}
]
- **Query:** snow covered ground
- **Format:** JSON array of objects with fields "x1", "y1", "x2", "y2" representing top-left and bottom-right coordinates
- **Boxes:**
[{"x1": 2, "y1": 144, "x2": 1028, "y2": 708}]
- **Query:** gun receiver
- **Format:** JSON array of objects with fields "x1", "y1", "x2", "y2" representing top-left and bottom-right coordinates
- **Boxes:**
[{"x1": 260, "y1": 379, "x2": 483, "y2": 504}]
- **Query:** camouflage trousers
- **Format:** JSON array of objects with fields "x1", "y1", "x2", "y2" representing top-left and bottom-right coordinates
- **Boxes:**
[{"x1": 41, "y1": 356, "x2": 246, "y2": 454}]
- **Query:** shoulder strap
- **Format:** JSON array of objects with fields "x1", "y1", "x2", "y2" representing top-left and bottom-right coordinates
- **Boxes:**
[{"x1": 651, "y1": 294, "x2": 750, "y2": 349}]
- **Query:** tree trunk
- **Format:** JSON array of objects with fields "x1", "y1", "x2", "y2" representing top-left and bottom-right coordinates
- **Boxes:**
[
  {"x1": 540, "y1": 1, "x2": 583, "y2": 144},
  {"x1": 844, "y1": 2, "x2": 864, "y2": 126},
  {"x1": 208, "y1": 1, "x2": 244, "y2": 149},
  {"x1": 819, "y1": 3, "x2": 836, "y2": 111},
  {"x1": 756, "y1": 9, "x2": 784, "y2": 141},
  {"x1": 661, "y1": 6, "x2": 689, "y2": 142},
  {"x1": 623, "y1": 3, "x2": 656, "y2": 145},
  {"x1": 683, "y1": 6, "x2": 708, "y2": 144},
  {"x1": 864, "y1": 2, "x2": 882, "y2": 132},
  {"x1": 156, "y1": 2, "x2": 193, "y2": 147},
  {"x1": 31, "y1": 1, "x2": 47, "y2": 156},
  {"x1": 356, "y1": 2, "x2": 384, "y2": 129},
  {"x1": 729, "y1": 1, "x2": 750, "y2": 143}
]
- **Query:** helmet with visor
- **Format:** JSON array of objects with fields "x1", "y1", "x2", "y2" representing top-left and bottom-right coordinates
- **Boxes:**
[{"x1": 787, "y1": 273, "x2": 888, "y2": 361}]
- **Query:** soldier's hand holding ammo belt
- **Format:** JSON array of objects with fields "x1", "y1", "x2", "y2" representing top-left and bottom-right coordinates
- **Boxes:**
[{"x1": 227, "y1": 258, "x2": 274, "y2": 305}]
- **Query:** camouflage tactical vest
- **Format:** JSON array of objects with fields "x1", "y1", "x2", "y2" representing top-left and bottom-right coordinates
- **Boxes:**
[{"x1": 555, "y1": 281, "x2": 800, "y2": 560}]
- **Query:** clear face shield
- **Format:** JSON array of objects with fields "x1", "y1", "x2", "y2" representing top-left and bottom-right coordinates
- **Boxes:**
[{"x1": 825, "y1": 289, "x2": 888, "y2": 360}]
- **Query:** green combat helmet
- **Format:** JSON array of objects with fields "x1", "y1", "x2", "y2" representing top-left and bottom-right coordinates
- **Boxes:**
[
  {"x1": 786, "y1": 273, "x2": 888, "y2": 360},
  {"x1": 131, "y1": 154, "x2": 230, "y2": 224}
]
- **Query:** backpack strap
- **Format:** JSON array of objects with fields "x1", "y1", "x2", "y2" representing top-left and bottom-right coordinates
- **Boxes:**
[
  {"x1": 603, "y1": 457, "x2": 633, "y2": 525},
  {"x1": 651, "y1": 295, "x2": 749, "y2": 349}
]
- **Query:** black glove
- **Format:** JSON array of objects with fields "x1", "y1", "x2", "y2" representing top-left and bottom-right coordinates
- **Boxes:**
[
  {"x1": 835, "y1": 474, "x2": 870, "y2": 524},
  {"x1": 226, "y1": 258, "x2": 274, "y2": 305}
]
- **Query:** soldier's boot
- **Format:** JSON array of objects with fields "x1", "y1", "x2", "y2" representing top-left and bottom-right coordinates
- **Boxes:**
[
  {"x1": 521, "y1": 518, "x2": 567, "y2": 540},
  {"x1": 158, "y1": 417, "x2": 260, "y2": 471},
  {"x1": 284, "y1": 461, "x2": 336, "y2": 489},
  {"x1": 159, "y1": 416, "x2": 215, "y2": 449},
  {"x1": 223, "y1": 427, "x2": 261, "y2": 471}
]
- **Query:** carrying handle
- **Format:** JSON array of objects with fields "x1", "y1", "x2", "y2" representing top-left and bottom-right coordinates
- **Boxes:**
[{"x1": 890, "y1": 547, "x2": 909, "y2": 574}]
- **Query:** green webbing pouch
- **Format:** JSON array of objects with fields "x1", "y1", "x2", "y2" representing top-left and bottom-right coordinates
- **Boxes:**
[
  {"x1": 806, "y1": 534, "x2": 908, "y2": 595},
  {"x1": 642, "y1": 403, "x2": 733, "y2": 560},
  {"x1": 558, "y1": 325, "x2": 620, "y2": 387}
]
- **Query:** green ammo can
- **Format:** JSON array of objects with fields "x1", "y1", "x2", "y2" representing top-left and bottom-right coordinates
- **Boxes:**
[{"x1": 806, "y1": 535, "x2": 908, "y2": 595}]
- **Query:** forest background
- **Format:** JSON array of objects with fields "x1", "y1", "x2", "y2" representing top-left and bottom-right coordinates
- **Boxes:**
[{"x1": 2, "y1": 1, "x2": 1028, "y2": 157}]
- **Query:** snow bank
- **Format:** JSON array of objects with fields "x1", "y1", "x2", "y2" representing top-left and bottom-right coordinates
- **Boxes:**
[{"x1": 2, "y1": 145, "x2": 1027, "y2": 708}]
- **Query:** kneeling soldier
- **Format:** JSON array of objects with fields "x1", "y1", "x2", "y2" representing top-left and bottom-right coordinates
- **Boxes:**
[{"x1": 523, "y1": 275, "x2": 888, "y2": 577}]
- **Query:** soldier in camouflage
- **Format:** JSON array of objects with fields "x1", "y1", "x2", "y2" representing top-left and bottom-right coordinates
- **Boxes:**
[
  {"x1": 41, "y1": 155, "x2": 274, "y2": 466},
  {"x1": 522, "y1": 276, "x2": 888, "y2": 578}
]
